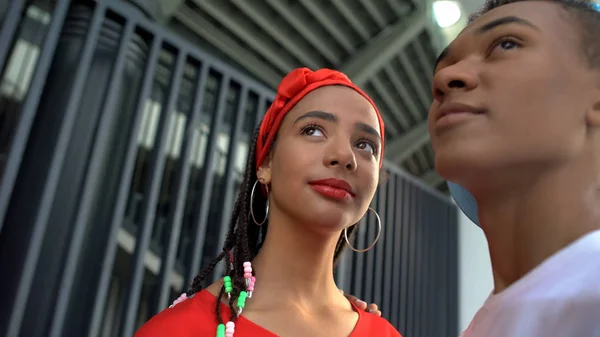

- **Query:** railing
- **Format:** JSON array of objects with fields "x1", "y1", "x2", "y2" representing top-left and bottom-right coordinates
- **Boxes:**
[{"x1": 0, "y1": 1, "x2": 458, "y2": 337}]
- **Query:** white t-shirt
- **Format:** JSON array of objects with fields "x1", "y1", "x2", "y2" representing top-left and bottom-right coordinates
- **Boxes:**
[{"x1": 461, "y1": 229, "x2": 600, "y2": 337}]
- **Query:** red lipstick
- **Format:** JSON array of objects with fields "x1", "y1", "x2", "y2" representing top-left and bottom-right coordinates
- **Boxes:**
[{"x1": 308, "y1": 178, "x2": 355, "y2": 201}]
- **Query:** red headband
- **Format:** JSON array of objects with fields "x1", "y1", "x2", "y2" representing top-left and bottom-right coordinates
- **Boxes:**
[{"x1": 256, "y1": 68, "x2": 385, "y2": 169}]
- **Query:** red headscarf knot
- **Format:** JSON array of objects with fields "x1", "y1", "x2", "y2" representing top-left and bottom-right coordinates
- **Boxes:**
[
  {"x1": 256, "y1": 68, "x2": 385, "y2": 170},
  {"x1": 277, "y1": 68, "x2": 351, "y2": 99}
]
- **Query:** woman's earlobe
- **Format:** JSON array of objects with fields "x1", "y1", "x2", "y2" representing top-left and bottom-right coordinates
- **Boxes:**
[
  {"x1": 256, "y1": 153, "x2": 273, "y2": 183},
  {"x1": 256, "y1": 166, "x2": 272, "y2": 185}
]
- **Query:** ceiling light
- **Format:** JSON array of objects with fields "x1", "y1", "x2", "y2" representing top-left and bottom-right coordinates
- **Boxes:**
[{"x1": 433, "y1": 1, "x2": 462, "y2": 28}]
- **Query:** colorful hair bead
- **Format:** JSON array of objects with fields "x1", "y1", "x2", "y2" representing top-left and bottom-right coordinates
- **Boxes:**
[
  {"x1": 243, "y1": 261, "x2": 253, "y2": 286},
  {"x1": 216, "y1": 323, "x2": 225, "y2": 337},
  {"x1": 228, "y1": 250, "x2": 235, "y2": 273},
  {"x1": 237, "y1": 290, "x2": 248, "y2": 315},
  {"x1": 247, "y1": 276, "x2": 255, "y2": 298},
  {"x1": 223, "y1": 275, "x2": 233, "y2": 299},
  {"x1": 168, "y1": 293, "x2": 188, "y2": 308},
  {"x1": 216, "y1": 262, "x2": 256, "y2": 335},
  {"x1": 225, "y1": 321, "x2": 235, "y2": 337}
]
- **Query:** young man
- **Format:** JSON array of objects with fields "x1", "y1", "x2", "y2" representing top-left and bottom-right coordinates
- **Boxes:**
[
  {"x1": 430, "y1": 0, "x2": 600, "y2": 336},
  {"x1": 350, "y1": 0, "x2": 600, "y2": 336}
]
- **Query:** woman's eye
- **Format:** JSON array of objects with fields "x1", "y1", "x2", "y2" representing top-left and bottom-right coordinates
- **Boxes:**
[
  {"x1": 301, "y1": 125, "x2": 325, "y2": 137},
  {"x1": 356, "y1": 141, "x2": 376, "y2": 155}
]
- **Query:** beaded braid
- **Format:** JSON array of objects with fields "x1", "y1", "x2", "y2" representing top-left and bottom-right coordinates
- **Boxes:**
[
  {"x1": 185, "y1": 126, "x2": 261, "y2": 289},
  {"x1": 169, "y1": 126, "x2": 360, "y2": 336},
  {"x1": 210, "y1": 128, "x2": 262, "y2": 337}
]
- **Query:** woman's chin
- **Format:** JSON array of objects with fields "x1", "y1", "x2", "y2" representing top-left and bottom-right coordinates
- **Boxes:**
[{"x1": 299, "y1": 212, "x2": 357, "y2": 235}]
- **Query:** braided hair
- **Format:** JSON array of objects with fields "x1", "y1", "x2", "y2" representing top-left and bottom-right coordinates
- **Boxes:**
[{"x1": 185, "y1": 126, "x2": 358, "y2": 325}]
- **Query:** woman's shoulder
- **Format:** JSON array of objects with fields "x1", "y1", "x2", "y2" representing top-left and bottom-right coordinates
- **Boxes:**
[
  {"x1": 133, "y1": 290, "x2": 217, "y2": 337},
  {"x1": 355, "y1": 312, "x2": 403, "y2": 337}
]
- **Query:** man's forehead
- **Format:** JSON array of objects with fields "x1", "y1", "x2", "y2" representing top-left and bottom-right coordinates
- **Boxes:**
[
  {"x1": 464, "y1": 1, "x2": 558, "y2": 38},
  {"x1": 434, "y1": 1, "x2": 562, "y2": 70},
  {"x1": 462, "y1": 1, "x2": 561, "y2": 34}
]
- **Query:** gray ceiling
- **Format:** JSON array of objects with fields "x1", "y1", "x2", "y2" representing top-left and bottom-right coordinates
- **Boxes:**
[
  {"x1": 170, "y1": 0, "x2": 463, "y2": 191},
  {"x1": 459, "y1": 0, "x2": 485, "y2": 12}
]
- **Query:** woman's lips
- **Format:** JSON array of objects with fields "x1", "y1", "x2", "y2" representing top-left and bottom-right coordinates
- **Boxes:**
[{"x1": 309, "y1": 184, "x2": 354, "y2": 201}]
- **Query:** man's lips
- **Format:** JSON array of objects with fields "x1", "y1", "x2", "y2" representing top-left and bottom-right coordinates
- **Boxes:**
[
  {"x1": 436, "y1": 102, "x2": 485, "y2": 120},
  {"x1": 435, "y1": 102, "x2": 486, "y2": 125}
]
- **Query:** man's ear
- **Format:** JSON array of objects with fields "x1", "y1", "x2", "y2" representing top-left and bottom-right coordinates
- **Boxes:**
[
  {"x1": 588, "y1": 78, "x2": 600, "y2": 127},
  {"x1": 256, "y1": 154, "x2": 272, "y2": 185},
  {"x1": 589, "y1": 100, "x2": 600, "y2": 127}
]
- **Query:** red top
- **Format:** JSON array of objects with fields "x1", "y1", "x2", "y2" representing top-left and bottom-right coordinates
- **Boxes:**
[{"x1": 134, "y1": 290, "x2": 402, "y2": 337}]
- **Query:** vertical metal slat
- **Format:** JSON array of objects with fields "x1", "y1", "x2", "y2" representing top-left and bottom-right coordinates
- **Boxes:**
[
  {"x1": 212, "y1": 86, "x2": 249, "y2": 282},
  {"x1": 419, "y1": 194, "x2": 429, "y2": 337},
  {"x1": 253, "y1": 95, "x2": 267, "y2": 128},
  {"x1": 417, "y1": 187, "x2": 426, "y2": 336},
  {"x1": 118, "y1": 48, "x2": 188, "y2": 337},
  {"x1": 427, "y1": 199, "x2": 437, "y2": 337},
  {"x1": 430, "y1": 200, "x2": 440, "y2": 337},
  {"x1": 414, "y1": 191, "x2": 424, "y2": 337},
  {"x1": 382, "y1": 176, "x2": 396, "y2": 321},
  {"x1": 87, "y1": 35, "x2": 163, "y2": 337},
  {"x1": 0, "y1": 0, "x2": 70, "y2": 229},
  {"x1": 185, "y1": 73, "x2": 231, "y2": 283},
  {"x1": 0, "y1": 0, "x2": 26, "y2": 73},
  {"x1": 405, "y1": 184, "x2": 417, "y2": 336},
  {"x1": 448, "y1": 206, "x2": 459, "y2": 336},
  {"x1": 390, "y1": 178, "x2": 404, "y2": 327},
  {"x1": 398, "y1": 181, "x2": 412, "y2": 332},
  {"x1": 153, "y1": 63, "x2": 211, "y2": 311},
  {"x1": 4, "y1": 3, "x2": 106, "y2": 336},
  {"x1": 47, "y1": 20, "x2": 135, "y2": 337},
  {"x1": 363, "y1": 194, "x2": 377, "y2": 300},
  {"x1": 373, "y1": 183, "x2": 386, "y2": 308}
]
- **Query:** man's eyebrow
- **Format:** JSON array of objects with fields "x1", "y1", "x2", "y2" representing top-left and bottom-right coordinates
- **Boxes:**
[
  {"x1": 433, "y1": 16, "x2": 539, "y2": 72},
  {"x1": 475, "y1": 15, "x2": 540, "y2": 35}
]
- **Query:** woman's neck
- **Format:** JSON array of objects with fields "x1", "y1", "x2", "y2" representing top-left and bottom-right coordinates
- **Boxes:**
[
  {"x1": 248, "y1": 210, "x2": 347, "y2": 311},
  {"x1": 473, "y1": 161, "x2": 600, "y2": 294}
]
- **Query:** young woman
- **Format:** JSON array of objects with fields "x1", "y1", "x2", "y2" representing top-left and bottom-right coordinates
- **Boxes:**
[
  {"x1": 134, "y1": 68, "x2": 401, "y2": 337},
  {"x1": 429, "y1": 1, "x2": 600, "y2": 336}
]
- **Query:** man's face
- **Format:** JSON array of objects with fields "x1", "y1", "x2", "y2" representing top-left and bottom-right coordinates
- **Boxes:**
[{"x1": 428, "y1": 1, "x2": 600, "y2": 186}]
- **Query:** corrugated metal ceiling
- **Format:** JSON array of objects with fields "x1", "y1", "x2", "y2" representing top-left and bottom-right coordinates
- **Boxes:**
[{"x1": 171, "y1": 0, "x2": 447, "y2": 190}]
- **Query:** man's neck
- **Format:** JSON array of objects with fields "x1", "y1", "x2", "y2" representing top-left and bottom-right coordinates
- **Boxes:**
[
  {"x1": 248, "y1": 209, "x2": 348, "y2": 311},
  {"x1": 474, "y1": 163, "x2": 600, "y2": 294}
]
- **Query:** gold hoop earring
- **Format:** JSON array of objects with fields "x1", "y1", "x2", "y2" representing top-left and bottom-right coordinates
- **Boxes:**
[
  {"x1": 344, "y1": 207, "x2": 382, "y2": 253},
  {"x1": 250, "y1": 180, "x2": 269, "y2": 225}
]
